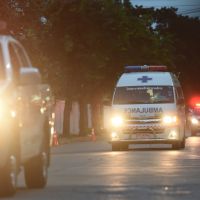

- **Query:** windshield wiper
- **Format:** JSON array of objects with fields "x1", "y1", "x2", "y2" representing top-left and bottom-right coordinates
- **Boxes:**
[
  {"x1": 125, "y1": 101, "x2": 150, "y2": 104},
  {"x1": 151, "y1": 100, "x2": 173, "y2": 103}
]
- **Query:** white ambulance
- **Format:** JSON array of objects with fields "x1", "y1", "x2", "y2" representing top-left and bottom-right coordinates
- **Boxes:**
[{"x1": 110, "y1": 65, "x2": 186, "y2": 151}]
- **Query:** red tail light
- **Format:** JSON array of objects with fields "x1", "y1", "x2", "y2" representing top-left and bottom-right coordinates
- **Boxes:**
[{"x1": 189, "y1": 96, "x2": 200, "y2": 109}]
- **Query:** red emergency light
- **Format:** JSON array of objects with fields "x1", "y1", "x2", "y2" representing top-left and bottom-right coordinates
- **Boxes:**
[{"x1": 148, "y1": 65, "x2": 168, "y2": 71}]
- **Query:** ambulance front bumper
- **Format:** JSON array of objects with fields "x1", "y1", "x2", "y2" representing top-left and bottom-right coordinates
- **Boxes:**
[
  {"x1": 110, "y1": 124, "x2": 181, "y2": 144},
  {"x1": 109, "y1": 139, "x2": 180, "y2": 145}
]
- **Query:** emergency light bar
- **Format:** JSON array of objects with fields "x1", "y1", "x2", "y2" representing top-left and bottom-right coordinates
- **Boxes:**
[{"x1": 124, "y1": 65, "x2": 168, "y2": 73}]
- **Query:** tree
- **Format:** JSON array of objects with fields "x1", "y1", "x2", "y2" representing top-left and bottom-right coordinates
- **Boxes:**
[
  {"x1": 3, "y1": 0, "x2": 195, "y2": 135},
  {"x1": 152, "y1": 7, "x2": 200, "y2": 100}
]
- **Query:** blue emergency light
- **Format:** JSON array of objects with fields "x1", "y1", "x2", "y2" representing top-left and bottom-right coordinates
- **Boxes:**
[{"x1": 124, "y1": 65, "x2": 168, "y2": 73}]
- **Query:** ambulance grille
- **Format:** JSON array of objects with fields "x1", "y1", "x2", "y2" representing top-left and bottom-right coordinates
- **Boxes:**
[
  {"x1": 124, "y1": 126, "x2": 164, "y2": 134},
  {"x1": 127, "y1": 115, "x2": 161, "y2": 120},
  {"x1": 125, "y1": 119, "x2": 162, "y2": 125}
]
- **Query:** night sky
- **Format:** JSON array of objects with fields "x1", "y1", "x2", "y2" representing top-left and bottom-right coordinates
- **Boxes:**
[{"x1": 131, "y1": 0, "x2": 200, "y2": 18}]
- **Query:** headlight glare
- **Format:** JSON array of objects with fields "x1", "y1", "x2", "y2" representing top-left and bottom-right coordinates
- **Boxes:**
[
  {"x1": 111, "y1": 116, "x2": 124, "y2": 127},
  {"x1": 111, "y1": 132, "x2": 118, "y2": 138},
  {"x1": 191, "y1": 117, "x2": 198, "y2": 125},
  {"x1": 163, "y1": 115, "x2": 177, "y2": 125},
  {"x1": 0, "y1": 99, "x2": 17, "y2": 119}
]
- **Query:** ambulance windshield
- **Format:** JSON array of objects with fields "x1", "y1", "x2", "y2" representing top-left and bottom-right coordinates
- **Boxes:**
[{"x1": 113, "y1": 86, "x2": 174, "y2": 104}]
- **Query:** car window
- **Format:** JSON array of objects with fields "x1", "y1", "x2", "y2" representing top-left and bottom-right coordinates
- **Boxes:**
[
  {"x1": 9, "y1": 42, "x2": 21, "y2": 82},
  {"x1": 13, "y1": 43, "x2": 30, "y2": 67}
]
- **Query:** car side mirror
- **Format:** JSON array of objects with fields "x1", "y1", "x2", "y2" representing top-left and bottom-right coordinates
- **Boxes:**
[
  {"x1": 19, "y1": 67, "x2": 41, "y2": 85},
  {"x1": 103, "y1": 99, "x2": 111, "y2": 106}
]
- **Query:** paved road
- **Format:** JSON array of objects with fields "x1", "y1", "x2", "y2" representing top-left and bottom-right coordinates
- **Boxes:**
[{"x1": 2, "y1": 136, "x2": 200, "y2": 200}]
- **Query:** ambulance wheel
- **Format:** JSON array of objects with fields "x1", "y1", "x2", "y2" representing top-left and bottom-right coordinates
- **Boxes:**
[
  {"x1": 0, "y1": 155, "x2": 17, "y2": 197},
  {"x1": 180, "y1": 138, "x2": 186, "y2": 149},
  {"x1": 121, "y1": 144, "x2": 129, "y2": 151},
  {"x1": 112, "y1": 143, "x2": 120, "y2": 151},
  {"x1": 24, "y1": 151, "x2": 48, "y2": 189},
  {"x1": 172, "y1": 142, "x2": 181, "y2": 150}
]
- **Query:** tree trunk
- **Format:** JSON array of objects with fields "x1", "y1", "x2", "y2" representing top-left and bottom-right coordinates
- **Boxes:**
[
  {"x1": 63, "y1": 99, "x2": 71, "y2": 137},
  {"x1": 91, "y1": 101, "x2": 102, "y2": 135},
  {"x1": 79, "y1": 98, "x2": 88, "y2": 136}
]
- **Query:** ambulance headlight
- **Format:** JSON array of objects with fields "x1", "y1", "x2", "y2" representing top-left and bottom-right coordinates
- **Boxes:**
[
  {"x1": 191, "y1": 117, "x2": 198, "y2": 125},
  {"x1": 162, "y1": 115, "x2": 177, "y2": 125},
  {"x1": 111, "y1": 115, "x2": 124, "y2": 127}
]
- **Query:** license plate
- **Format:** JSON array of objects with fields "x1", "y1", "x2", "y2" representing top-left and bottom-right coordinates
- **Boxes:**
[{"x1": 133, "y1": 133, "x2": 155, "y2": 139}]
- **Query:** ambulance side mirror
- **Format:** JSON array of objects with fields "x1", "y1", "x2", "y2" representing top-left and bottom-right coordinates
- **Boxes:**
[
  {"x1": 185, "y1": 106, "x2": 191, "y2": 114},
  {"x1": 19, "y1": 67, "x2": 41, "y2": 85},
  {"x1": 177, "y1": 98, "x2": 184, "y2": 105}
]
